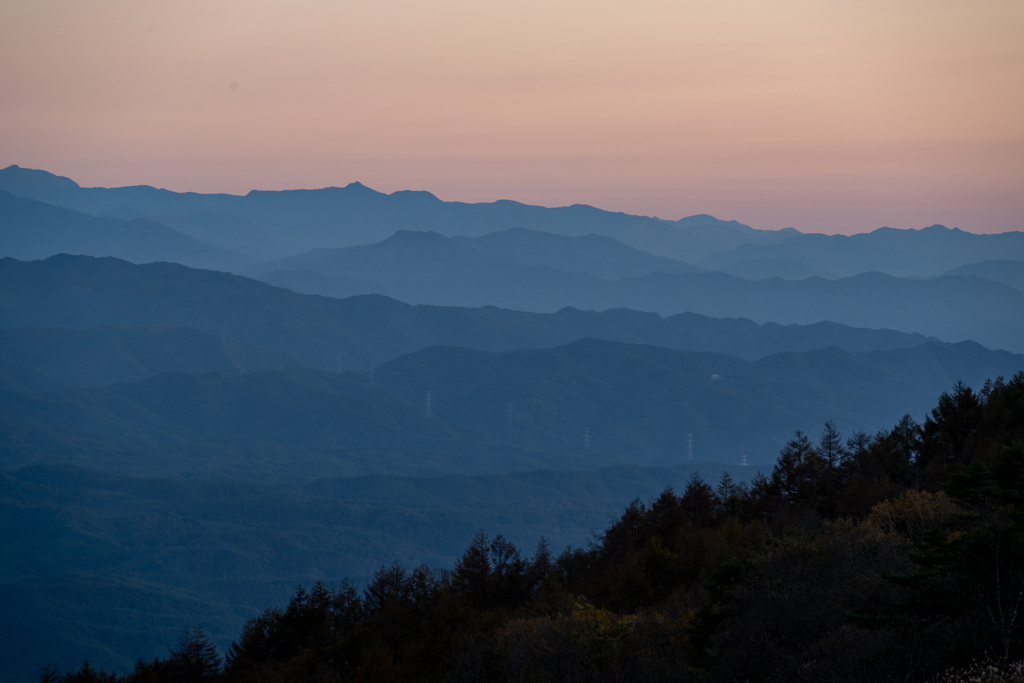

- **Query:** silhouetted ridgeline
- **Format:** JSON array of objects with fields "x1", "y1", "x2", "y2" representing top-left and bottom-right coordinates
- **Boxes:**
[
  {"x1": 4, "y1": 168, "x2": 1024, "y2": 351},
  {"x1": 39, "y1": 374, "x2": 1024, "y2": 683},
  {"x1": 4, "y1": 165, "x2": 1022, "y2": 278},
  {"x1": 0, "y1": 165, "x2": 789, "y2": 260},
  {"x1": 698, "y1": 224, "x2": 1024, "y2": 278}
]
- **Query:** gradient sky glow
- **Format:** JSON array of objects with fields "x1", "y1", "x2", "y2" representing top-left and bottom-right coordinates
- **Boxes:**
[{"x1": 1, "y1": 0, "x2": 1022, "y2": 233}]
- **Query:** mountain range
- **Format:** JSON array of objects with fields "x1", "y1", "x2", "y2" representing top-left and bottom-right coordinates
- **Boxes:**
[
  {"x1": 3, "y1": 166, "x2": 1023, "y2": 356},
  {"x1": 0, "y1": 190, "x2": 253, "y2": 273},
  {"x1": 2, "y1": 337, "x2": 1020, "y2": 481},
  {"x1": 0, "y1": 254, "x2": 940, "y2": 374},
  {"x1": 939, "y1": 259, "x2": 1024, "y2": 293},
  {"x1": 256, "y1": 231, "x2": 1024, "y2": 352},
  {"x1": 0, "y1": 165, "x2": 790, "y2": 261},
  {"x1": 697, "y1": 225, "x2": 1024, "y2": 278},
  {"x1": 4, "y1": 164, "x2": 1022, "y2": 282}
]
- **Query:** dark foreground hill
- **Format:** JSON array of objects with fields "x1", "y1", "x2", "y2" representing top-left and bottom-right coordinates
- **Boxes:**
[
  {"x1": 2, "y1": 338, "x2": 1020, "y2": 478},
  {"x1": 0, "y1": 255, "x2": 934, "y2": 377}
]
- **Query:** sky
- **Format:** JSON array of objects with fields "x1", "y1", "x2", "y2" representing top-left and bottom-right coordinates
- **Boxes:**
[{"x1": 0, "y1": 0, "x2": 1022, "y2": 234}]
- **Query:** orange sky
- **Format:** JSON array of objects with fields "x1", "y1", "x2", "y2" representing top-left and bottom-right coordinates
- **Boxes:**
[{"x1": 1, "y1": 0, "x2": 1022, "y2": 234}]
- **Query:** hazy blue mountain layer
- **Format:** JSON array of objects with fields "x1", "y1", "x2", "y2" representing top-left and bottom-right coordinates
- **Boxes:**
[
  {"x1": 0, "y1": 190, "x2": 254, "y2": 273},
  {"x1": 698, "y1": 225, "x2": 1024, "y2": 278},
  {"x1": 6, "y1": 166, "x2": 1021, "y2": 284},
  {"x1": 939, "y1": 260, "x2": 1024, "y2": 293},
  {"x1": 451, "y1": 227, "x2": 705, "y2": 279},
  {"x1": 253, "y1": 233, "x2": 1024, "y2": 351},
  {"x1": 0, "y1": 255, "x2": 934, "y2": 374},
  {"x1": 0, "y1": 325, "x2": 294, "y2": 393},
  {"x1": 256, "y1": 228, "x2": 705, "y2": 284},
  {"x1": 715, "y1": 258, "x2": 837, "y2": 280},
  {"x1": 0, "y1": 460, "x2": 752, "y2": 681},
  {"x1": 0, "y1": 165, "x2": 794, "y2": 260},
  {"x1": 0, "y1": 167, "x2": 239, "y2": 217},
  {"x1": 105, "y1": 208, "x2": 294, "y2": 262},
  {"x1": 256, "y1": 230, "x2": 531, "y2": 283},
  {"x1": 1, "y1": 338, "x2": 1019, "y2": 478}
]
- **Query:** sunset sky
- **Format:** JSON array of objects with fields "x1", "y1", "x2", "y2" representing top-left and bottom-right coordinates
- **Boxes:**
[{"x1": 1, "y1": 0, "x2": 1021, "y2": 234}]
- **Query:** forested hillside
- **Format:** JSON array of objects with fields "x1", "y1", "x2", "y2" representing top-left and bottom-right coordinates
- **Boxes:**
[
  {"x1": 39, "y1": 373, "x2": 1024, "y2": 683},
  {"x1": 3, "y1": 338, "x2": 1021, "y2": 478}
]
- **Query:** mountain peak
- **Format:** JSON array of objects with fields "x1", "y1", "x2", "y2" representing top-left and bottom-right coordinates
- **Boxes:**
[
  {"x1": 343, "y1": 181, "x2": 380, "y2": 194},
  {"x1": 0, "y1": 164, "x2": 81, "y2": 191}
]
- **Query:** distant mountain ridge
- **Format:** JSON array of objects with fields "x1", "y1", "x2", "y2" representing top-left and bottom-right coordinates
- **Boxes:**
[
  {"x1": 938, "y1": 260, "x2": 1024, "y2": 293},
  {"x1": 253, "y1": 231, "x2": 1024, "y2": 352},
  {"x1": 253, "y1": 228, "x2": 706, "y2": 284},
  {"x1": 699, "y1": 225, "x2": 1024, "y2": 278},
  {"x1": 0, "y1": 190, "x2": 254, "y2": 272},
  {"x1": 3, "y1": 165, "x2": 1022, "y2": 284},
  {"x1": 452, "y1": 227, "x2": 705, "y2": 279},
  {"x1": 0, "y1": 255, "x2": 938, "y2": 378},
  {"x1": 0, "y1": 165, "x2": 792, "y2": 261}
]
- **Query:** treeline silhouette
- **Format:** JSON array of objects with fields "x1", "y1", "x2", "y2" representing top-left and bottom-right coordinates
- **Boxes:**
[{"x1": 43, "y1": 373, "x2": 1024, "y2": 683}]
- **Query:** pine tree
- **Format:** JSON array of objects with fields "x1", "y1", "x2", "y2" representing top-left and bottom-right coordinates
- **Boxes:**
[
  {"x1": 364, "y1": 561, "x2": 413, "y2": 613},
  {"x1": 716, "y1": 472, "x2": 736, "y2": 501},
  {"x1": 770, "y1": 431, "x2": 822, "y2": 512},
  {"x1": 490, "y1": 535, "x2": 527, "y2": 606},
  {"x1": 166, "y1": 627, "x2": 221, "y2": 683},
  {"x1": 453, "y1": 531, "x2": 492, "y2": 609},
  {"x1": 681, "y1": 472, "x2": 717, "y2": 525},
  {"x1": 818, "y1": 421, "x2": 846, "y2": 473},
  {"x1": 528, "y1": 537, "x2": 554, "y2": 592}
]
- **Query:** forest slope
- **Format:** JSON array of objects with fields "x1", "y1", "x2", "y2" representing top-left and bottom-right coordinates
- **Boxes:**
[{"x1": 1, "y1": 339, "x2": 1020, "y2": 477}]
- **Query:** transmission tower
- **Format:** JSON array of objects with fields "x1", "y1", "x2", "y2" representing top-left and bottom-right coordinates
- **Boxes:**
[
  {"x1": 507, "y1": 403, "x2": 514, "y2": 433},
  {"x1": 687, "y1": 433, "x2": 693, "y2": 461},
  {"x1": 426, "y1": 391, "x2": 432, "y2": 417},
  {"x1": 741, "y1": 454, "x2": 749, "y2": 466}
]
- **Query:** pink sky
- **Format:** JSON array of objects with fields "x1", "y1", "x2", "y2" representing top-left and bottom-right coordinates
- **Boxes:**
[{"x1": 1, "y1": 0, "x2": 1022, "y2": 234}]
